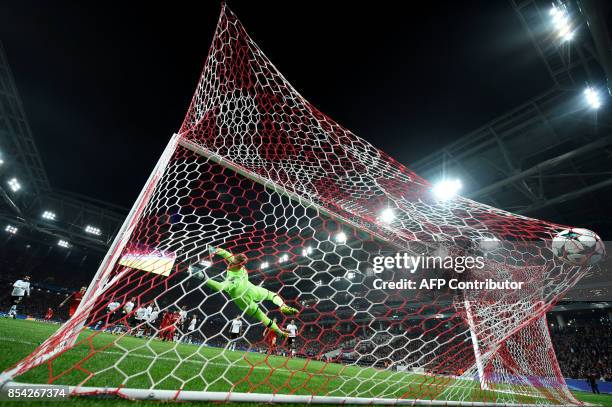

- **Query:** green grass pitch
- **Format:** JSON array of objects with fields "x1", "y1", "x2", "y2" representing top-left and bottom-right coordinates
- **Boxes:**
[{"x1": 0, "y1": 318, "x2": 610, "y2": 406}]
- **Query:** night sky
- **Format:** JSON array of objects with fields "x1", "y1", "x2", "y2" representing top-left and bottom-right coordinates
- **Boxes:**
[{"x1": 0, "y1": 1, "x2": 552, "y2": 208}]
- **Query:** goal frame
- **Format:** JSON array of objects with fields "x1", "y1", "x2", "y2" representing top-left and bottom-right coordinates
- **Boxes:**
[
  {"x1": 1, "y1": 380, "x2": 567, "y2": 406},
  {"x1": 0, "y1": 134, "x2": 566, "y2": 406}
]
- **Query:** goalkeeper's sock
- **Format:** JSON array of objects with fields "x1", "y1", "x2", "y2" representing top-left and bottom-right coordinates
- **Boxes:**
[{"x1": 267, "y1": 293, "x2": 284, "y2": 307}]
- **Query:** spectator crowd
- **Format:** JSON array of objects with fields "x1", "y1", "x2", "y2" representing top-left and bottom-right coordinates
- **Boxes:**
[{"x1": 551, "y1": 325, "x2": 612, "y2": 381}]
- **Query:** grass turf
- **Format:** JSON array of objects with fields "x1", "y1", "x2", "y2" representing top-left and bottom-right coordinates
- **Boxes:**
[{"x1": 0, "y1": 318, "x2": 609, "y2": 406}]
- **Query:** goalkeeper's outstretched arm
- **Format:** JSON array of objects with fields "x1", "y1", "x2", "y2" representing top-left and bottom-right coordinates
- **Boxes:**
[
  {"x1": 209, "y1": 246, "x2": 248, "y2": 270},
  {"x1": 187, "y1": 246, "x2": 237, "y2": 281},
  {"x1": 209, "y1": 246, "x2": 232, "y2": 260}
]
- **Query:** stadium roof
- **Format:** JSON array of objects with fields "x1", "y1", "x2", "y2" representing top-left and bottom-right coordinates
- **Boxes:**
[
  {"x1": 0, "y1": 42, "x2": 126, "y2": 253},
  {"x1": 413, "y1": 0, "x2": 612, "y2": 238}
]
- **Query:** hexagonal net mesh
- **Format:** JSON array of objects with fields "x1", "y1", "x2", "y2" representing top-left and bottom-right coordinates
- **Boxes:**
[{"x1": 1, "y1": 4, "x2": 588, "y2": 405}]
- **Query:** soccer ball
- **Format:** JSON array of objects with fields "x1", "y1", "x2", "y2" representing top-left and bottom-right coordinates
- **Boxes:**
[
  {"x1": 478, "y1": 236, "x2": 501, "y2": 253},
  {"x1": 551, "y1": 228, "x2": 605, "y2": 266}
]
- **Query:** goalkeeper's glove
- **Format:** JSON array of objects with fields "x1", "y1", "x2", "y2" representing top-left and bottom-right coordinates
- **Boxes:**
[{"x1": 187, "y1": 265, "x2": 206, "y2": 281}]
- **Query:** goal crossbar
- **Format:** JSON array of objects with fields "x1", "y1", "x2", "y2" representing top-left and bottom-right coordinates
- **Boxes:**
[{"x1": 179, "y1": 137, "x2": 430, "y2": 254}]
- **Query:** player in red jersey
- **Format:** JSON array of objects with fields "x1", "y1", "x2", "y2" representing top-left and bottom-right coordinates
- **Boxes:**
[
  {"x1": 158, "y1": 311, "x2": 169, "y2": 340},
  {"x1": 170, "y1": 311, "x2": 182, "y2": 341},
  {"x1": 160, "y1": 310, "x2": 180, "y2": 341},
  {"x1": 263, "y1": 317, "x2": 279, "y2": 354},
  {"x1": 60, "y1": 287, "x2": 86, "y2": 317},
  {"x1": 44, "y1": 307, "x2": 54, "y2": 321}
]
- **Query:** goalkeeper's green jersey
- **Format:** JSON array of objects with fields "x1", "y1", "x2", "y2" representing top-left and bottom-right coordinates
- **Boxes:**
[{"x1": 215, "y1": 248, "x2": 248, "y2": 281}]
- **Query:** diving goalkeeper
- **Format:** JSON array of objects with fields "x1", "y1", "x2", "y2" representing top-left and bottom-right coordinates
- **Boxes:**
[{"x1": 190, "y1": 246, "x2": 298, "y2": 337}]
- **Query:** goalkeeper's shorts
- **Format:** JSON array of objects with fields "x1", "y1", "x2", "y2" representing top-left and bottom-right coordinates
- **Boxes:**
[
  {"x1": 227, "y1": 280, "x2": 269, "y2": 303},
  {"x1": 224, "y1": 280, "x2": 273, "y2": 317}
]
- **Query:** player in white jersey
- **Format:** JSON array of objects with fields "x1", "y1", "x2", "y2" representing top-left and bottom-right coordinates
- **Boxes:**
[
  {"x1": 123, "y1": 298, "x2": 135, "y2": 315},
  {"x1": 188, "y1": 315, "x2": 197, "y2": 332},
  {"x1": 286, "y1": 319, "x2": 298, "y2": 356},
  {"x1": 229, "y1": 317, "x2": 242, "y2": 351},
  {"x1": 178, "y1": 306, "x2": 188, "y2": 333},
  {"x1": 107, "y1": 300, "x2": 120, "y2": 321},
  {"x1": 186, "y1": 315, "x2": 198, "y2": 344},
  {"x1": 135, "y1": 306, "x2": 148, "y2": 320},
  {"x1": 133, "y1": 306, "x2": 148, "y2": 337},
  {"x1": 106, "y1": 299, "x2": 121, "y2": 333},
  {"x1": 11, "y1": 276, "x2": 31, "y2": 301},
  {"x1": 8, "y1": 276, "x2": 31, "y2": 317},
  {"x1": 146, "y1": 306, "x2": 159, "y2": 337},
  {"x1": 148, "y1": 307, "x2": 159, "y2": 323},
  {"x1": 122, "y1": 297, "x2": 136, "y2": 330}
]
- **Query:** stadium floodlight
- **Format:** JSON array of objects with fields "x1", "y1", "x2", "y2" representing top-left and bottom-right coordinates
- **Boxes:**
[
  {"x1": 346, "y1": 272, "x2": 356, "y2": 280},
  {"x1": 302, "y1": 246, "x2": 313, "y2": 256},
  {"x1": 199, "y1": 260, "x2": 212, "y2": 268},
  {"x1": 5, "y1": 225, "x2": 17, "y2": 234},
  {"x1": 584, "y1": 87, "x2": 602, "y2": 109},
  {"x1": 334, "y1": 231, "x2": 347, "y2": 244},
  {"x1": 278, "y1": 254, "x2": 289, "y2": 263},
  {"x1": 0, "y1": 158, "x2": 4, "y2": 166},
  {"x1": 432, "y1": 179, "x2": 462, "y2": 201},
  {"x1": 379, "y1": 208, "x2": 395, "y2": 224},
  {"x1": 42, "y1": 211, "x2": 56, "y2": 221},
  {"x1": 57, "y1": 239, "x2": 70, "y2": 248},
  {"x1": 7, "y1": 178, "x2": 21, "y2": 192},
  {"x1": 550, "y1": 5, "x2": 573, "y2": 41},
  {"x1": 85, "y1": 225, "x2": 101, "y2": 235},
  {"x1": 260, "y1": 261, "x2": 269, "y2": 269}
]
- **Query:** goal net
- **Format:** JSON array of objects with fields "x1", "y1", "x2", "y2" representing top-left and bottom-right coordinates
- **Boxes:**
[{"x1": 0, "y1": 4, "x2": 588, "y2": 405}]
